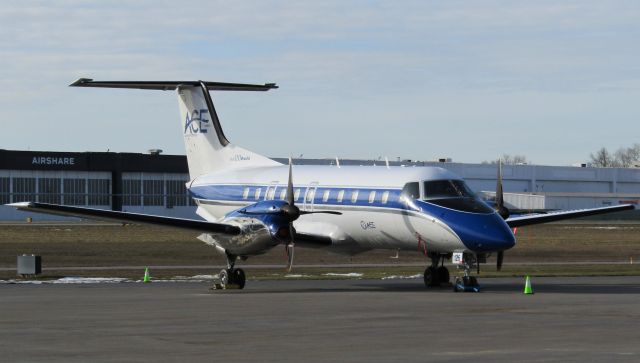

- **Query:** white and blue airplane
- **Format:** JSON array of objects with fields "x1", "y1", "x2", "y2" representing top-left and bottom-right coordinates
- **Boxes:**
[{"x1": 10, "y1": 79, "x2": 635, "y2": 291}]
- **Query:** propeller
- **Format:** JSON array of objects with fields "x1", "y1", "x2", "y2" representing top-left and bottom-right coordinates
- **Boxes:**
[
  {"x1": 495, "y1": 159, "x2": 510, "y2": 271},
  {"x1": 496, "y1": 251, "x2": 504, "y2": 271},
  {"x1": 281, "y1": 158, "x2": 341, "y2": 271}
]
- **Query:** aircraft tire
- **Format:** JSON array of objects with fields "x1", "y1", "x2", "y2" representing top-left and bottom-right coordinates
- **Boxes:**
[
  {"x1": 219, "y1": 269, "x2": 230, "y2": 287},
  {"x1": 233, "y1": 269, "x2": 246, "y2": 289},
  {"x1": 423, "y1": 267, "x2": 439, "y2": 287},
  {"x1": 436, "y1": 266, "x2": 450, "y2": 284}
]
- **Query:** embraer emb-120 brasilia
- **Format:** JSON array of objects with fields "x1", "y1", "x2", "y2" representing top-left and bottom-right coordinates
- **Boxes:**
[{"x1": 10, "y1": 79, "x2": 635, "y2": 291}]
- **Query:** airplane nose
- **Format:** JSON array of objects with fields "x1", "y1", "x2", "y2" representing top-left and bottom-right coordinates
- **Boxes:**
[{"x1": 450, "y1": 214, "x2": 516, "y2": 253}]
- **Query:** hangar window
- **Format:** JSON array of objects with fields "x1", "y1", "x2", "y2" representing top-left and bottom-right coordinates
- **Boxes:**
[
  {"x1": 12, "y1": 177, "x2": 36, "y2": 203},
  {"x1": 123, "y1": 179, "x2": 141, "y2": 206},
  {"x1": 254, "y1": 188, "x2": 262, "y2": 200},
  {"x1": 143, "y1": 180, "x2": 163, "y2": 206},
  {"x1": 351, "y1": 190, "x2": 359, "y2": 203},
  {"x1": 0, "y1": 177, "x2": 10, "y2": 204},
  {"x1": 38, "y1": 178, "x2": 61, "y2": 204},
  {"x1": 166, "y1": 180, "x2": 188, "y2": 207},
  {"x1": 64, "y1": 178, "x2": 86, "y2": 206},
  {"x1": 368, "y1": 191, "x2": 376, "y2": 203},
  {"x1": 322, "y1": 190, "x2": 330, "y2": 202},
  {"x1": 337, "y1": 190, "x2": 345, "y2": 203},
  {"x1": 381, "y1": 191, "x2": 389, "y2": 204},
  {"x1": 88, "y1": 179, "x2": 111, "y2": 206},
  {"x1": 242, "y1": 187, "x2": 250, "y2": 200}
]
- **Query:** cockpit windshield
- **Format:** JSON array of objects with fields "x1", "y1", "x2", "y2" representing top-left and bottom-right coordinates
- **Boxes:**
[
  {"x1": 423, "y1": 180, "x2": 475, "y2": 199},
  {"x1": 423, "y1": 180, "x2": 494, "y2": 214}
]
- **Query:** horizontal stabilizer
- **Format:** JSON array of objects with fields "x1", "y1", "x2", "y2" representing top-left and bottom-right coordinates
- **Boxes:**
[
  {"x1": 8, "y1": 202, "x2": 241, "y2": 235},
  {"x1": 69, "y1": 78, "x2": 277, "y2": 91},
  {"x1": 506, "y1": 204, "x2": 635, "y2": 228}
]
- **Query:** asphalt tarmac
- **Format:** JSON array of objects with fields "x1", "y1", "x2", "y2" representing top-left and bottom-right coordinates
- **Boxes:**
[{"x1": 1, "y1": 276, "x2": 640, "y2": 362}]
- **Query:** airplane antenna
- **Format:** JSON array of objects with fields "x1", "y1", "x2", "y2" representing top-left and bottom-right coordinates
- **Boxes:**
[{"x1": 335, "y1": 157, "x2": 341, "y2": 168}]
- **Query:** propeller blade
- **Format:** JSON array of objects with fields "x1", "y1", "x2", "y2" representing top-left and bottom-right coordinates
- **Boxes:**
[
  {"x1": 497, "y1": 251, "x2": 504, "y2": 271},
  {"x1": 496, "y1": 159, "x2": 504, "y2": 208},
  {"x1": 287, "y1": 157, "x2": 294, "y2": 207},
  {"x1": 495, "y1": 158, "x2": 510, "y2": 220},
  {"x1": 285, "y1": 223, "x2": 295, "y2": 272}
]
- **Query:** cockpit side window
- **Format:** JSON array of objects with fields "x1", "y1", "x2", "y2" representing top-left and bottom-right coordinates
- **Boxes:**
[{"x1": 400, "y1": 182, "x2": 420, "y2": 200}]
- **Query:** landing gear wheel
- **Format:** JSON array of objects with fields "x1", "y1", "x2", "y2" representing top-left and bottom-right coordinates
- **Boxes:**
[
  {"x1": 219, "y1": 269, "x2": 231, "y2": 287},
  {"x1": 453, "y1": 276, "x2": 480, "y2": 292},
  {"x1": 453, "y1": 277, "x2": 461, "y2": 292},
  {"x1": 436, "y1": 266, "x2": 450, "y2": 284},
  {"x1": 233, "y1": 269, "x2": 246, "y2": 289},
  {"x1": 423, "y1": 267, "x2": 439, "y2": 287}
]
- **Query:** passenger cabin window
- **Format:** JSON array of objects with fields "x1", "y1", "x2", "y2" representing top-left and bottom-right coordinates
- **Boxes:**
[
  {"x1": 322, "y1": 190, "x2": 330, "y2": 202},
  {"x1": 381, "y1": 191, "x2": 389, "y2": 204},
  {"x1": 368, "y1": 191, "x2": 376, "y2": 203},
  {"x1": 305, "y1": 189, "x2": 315, "y2": 203},
  {"x1": 254, "y1": 188, "x2": 262, "y2": 200},
  {"x1": 279, "y1": 189, "x2": 287, "y2": 201},
  {"x1": 337, "y1": 190, "x2": 344, "y2": 203},
  {"x1": 266, "y1": 187, "x2": 275, "y2": 200},
  {"x1": 294, "y1": 189, "x2": 301, "y2": 201},
  {"x1": 400, "y1": 182, "x2": 420, "y2": 201},
  {"x1": 242, "y1": 187, "x2": 250, "y2": 200},
  {"x1": 351, "y1": 190, "x2": 359, "y2": 203}
]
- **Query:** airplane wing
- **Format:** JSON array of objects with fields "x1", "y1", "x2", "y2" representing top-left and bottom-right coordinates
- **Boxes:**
[
  {"x1": 7, "y1": 202, "x2": 241, "y2": 235},
  {"x1": 506, "y1": 204, "x2": 635, "y2": 228}
]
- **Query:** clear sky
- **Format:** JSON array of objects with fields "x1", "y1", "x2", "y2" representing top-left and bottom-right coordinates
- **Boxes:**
[{"x1": 1, "y1": 1, "x2": 639, "y2": 166}]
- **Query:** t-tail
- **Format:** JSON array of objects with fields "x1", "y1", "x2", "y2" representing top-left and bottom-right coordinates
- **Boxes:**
[{"x1": 70, "y1": 79, "x2": 282, "y2": 178}]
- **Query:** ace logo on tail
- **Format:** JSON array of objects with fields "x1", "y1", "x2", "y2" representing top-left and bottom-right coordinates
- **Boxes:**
[{"x1": 184, "y1": 109, "x2": 210, "y2": 134}]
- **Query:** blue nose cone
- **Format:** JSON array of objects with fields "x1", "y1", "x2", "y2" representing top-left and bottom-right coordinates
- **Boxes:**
[{"x1": 449, "y1": 213, "x2": 516, "y2": 253}]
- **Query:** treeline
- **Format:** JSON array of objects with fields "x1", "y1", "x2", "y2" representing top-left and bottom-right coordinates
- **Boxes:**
[
  {"x1": 589, "y1": 144, "x2": 640, "y2": 168},
  {"x1": 482, "y1": 154, "x2": 528, "y2": 165}
]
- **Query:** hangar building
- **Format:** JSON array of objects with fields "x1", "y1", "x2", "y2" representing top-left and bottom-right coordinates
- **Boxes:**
[{"x1": 0, "y1": 149, "x2": 638, "y2": 221}]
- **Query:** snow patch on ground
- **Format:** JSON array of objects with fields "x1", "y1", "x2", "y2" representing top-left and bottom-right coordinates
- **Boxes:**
[
  {"x1": 381, "y1": 274, "x2": 422, "y2": 280},
  {"x1": 52, "y1": 277, "x2": 129, "y2": 284},
  {"x1": 323, "y1": 272, "x2": 363, "y2": 277}
]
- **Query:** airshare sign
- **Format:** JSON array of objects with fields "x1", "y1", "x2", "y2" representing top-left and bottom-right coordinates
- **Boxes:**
[{"x1": 32, "y1": 156, "x2": 75, "y2": 165}]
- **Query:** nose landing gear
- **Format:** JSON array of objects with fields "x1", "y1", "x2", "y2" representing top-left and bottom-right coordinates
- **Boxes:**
[{"x1": 452, "y1": 252, "x2": 481, "y2": 292}]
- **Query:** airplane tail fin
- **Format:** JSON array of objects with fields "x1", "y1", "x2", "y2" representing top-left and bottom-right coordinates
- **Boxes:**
[{"x1": 70, "y1": 79, "x2": 282, "y2": 178}]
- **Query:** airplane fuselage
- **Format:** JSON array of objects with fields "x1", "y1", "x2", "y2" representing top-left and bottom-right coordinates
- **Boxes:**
[{"x1": 189, "y1": 164, "x2": 516, "y2": 257}]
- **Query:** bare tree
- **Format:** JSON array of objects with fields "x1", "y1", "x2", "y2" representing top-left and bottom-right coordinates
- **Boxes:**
[
  {"x1": 483, "y1": 154, "x2": 529, "y2": 165},
  {"x1": 616, "y1": 143, "x2": 640, "y2": 167},
  {"x1": 590, "y1": 147, "x2": 618, "y2": 167},
  {"x1": 590, "y1": 144, "x2": 640, "y2": 168}
]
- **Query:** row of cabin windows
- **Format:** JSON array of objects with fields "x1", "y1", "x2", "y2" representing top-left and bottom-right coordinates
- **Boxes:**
[{"x1": 241, "y1": 187, "x2": 391, "y2": 204}]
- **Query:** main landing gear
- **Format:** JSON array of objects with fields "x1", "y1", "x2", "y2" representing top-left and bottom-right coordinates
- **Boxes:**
[
  {"x1": 423, "y1": 252, "x2": 450, "y2": 287},
  {"x1": 218, "y1": 252, "x2": 246, "y2": 289}
]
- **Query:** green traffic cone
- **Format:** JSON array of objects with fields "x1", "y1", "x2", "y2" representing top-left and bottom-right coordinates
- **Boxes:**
[
  {"x1": 143, "y1": 267, "x2": 151, "y2": 283},
  {"x1": 524, "y1": 275, "x2": 534, "y2": 294}
]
